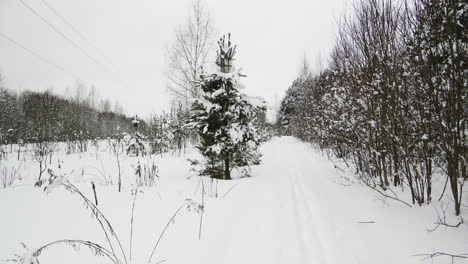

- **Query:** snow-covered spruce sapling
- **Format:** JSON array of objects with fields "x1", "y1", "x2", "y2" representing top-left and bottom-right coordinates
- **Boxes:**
[
  {"x1": 125, "y1": 132, "x2": 147, "y2": 158},
  {"x1": 125, "y1": 117, "x2": 147, "y2": 157},
  {"x1": 149, "y1": 114, "x2": 174, "y2": 156},
  {"x1": 187, "y1": 34, "x2": 266, "y2": 180},
  {"x1": 9, "y1": 169, "x2": 203, "y2": 264}
]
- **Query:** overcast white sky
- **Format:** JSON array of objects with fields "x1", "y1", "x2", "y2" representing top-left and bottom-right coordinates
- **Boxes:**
[{"x1": 0, "y1": 0, "x2": 349, "y2": 118}]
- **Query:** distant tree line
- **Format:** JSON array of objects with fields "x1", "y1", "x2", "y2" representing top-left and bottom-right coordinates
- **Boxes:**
[
  {"x1": 279, "y1": 0, "x2": 466, "y2": 214},
  {"x1": 0, "y1": 72, "x2": 267, "y2": 159},
  {"x1": 0, "y1": 78, "x2": 135, "y2": 145}
]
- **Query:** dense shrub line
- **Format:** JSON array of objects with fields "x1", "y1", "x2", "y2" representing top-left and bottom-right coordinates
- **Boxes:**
[{"x1": 278, "y1": 0, "x2": 466, "y2": 214}]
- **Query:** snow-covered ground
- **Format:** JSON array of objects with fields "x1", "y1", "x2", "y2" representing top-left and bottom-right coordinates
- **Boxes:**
[{"x1": 1, "y1": 137, "x2": 467, "y2": 264}]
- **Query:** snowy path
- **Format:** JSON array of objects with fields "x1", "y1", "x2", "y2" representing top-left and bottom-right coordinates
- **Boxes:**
[
  {"x1": 173, "y1": 136, "x2": 467, "y2": 264},
  {"x1": 184, "y1": 136, "x2": 368, "y2": 264}
]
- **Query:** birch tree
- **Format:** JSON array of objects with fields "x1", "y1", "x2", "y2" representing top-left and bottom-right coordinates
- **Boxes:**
[{"x1": 166, "y1": 0, "x2": 215, "y2": 108}]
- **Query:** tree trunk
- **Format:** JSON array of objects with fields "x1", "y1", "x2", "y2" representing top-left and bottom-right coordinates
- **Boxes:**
[{"x1": 224, "y1": 155, "x2": 231, "y2": 180}]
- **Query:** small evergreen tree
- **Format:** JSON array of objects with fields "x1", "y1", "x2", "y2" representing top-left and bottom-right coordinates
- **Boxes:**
[
  {"x1": 188, "y1": 34, "x2": 266, "y2": 180},
  {"x1": 125, "y1": 117, "x2": 147, "y2": 157}
]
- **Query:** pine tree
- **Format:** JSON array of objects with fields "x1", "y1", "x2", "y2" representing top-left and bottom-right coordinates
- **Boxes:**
[{"x1": 188, "y1": 34, "x2": 266, "y2": 180}]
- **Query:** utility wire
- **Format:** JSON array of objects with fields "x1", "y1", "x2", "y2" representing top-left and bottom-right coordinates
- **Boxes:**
[
  {"x1": 38, "y1": 0, "x2": 117, "y2": 69},
  {"x1": 14, "y1": 0, "x2": 130, "y2": 91},
  {"x1": 35, "y1": 0, "x2": 131, "y2": 90},
  {"x1": 0, "y1": 31, "x2": 83, "y2": 80},
  {"x1": 17, "y1": 0, "x2": 105, "y2": 68}
]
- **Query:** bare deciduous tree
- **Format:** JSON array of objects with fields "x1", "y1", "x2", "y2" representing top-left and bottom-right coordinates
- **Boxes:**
[{"x1": 166, "y1": 0, "x2": 215, "y2": 108}]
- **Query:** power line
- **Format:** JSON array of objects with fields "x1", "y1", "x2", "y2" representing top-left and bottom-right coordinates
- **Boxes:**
[
  {"x1": 39, "y1": 0, "x2": 88, "y2": 43},
  {"x1": 16, "y1": 0, "x2": 105, "y2": 68},
  {"x1": 14, "y1": 0, "x2": 130, "y2": 91},
  {"x1": 33, "y1": 0, "x2": 131, "y2": 90},
  {"x1": 38, "y1": 0, "x2": 117, "y2": 69},
  {"x1": 0, "y1": 31, "x2": 83, "y2": 80}
]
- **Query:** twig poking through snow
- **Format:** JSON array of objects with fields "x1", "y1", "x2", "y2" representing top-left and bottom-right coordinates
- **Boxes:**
[
  {"x1": 361, "y1": 177, "x2": 412, "y2": 208},
  {"x1": 427, "y1": 203, "x2": 464, "y2": 232},
  {"x1": 223, "y1": 182, "x2": 241, "y2": 198},
  {"x1": 92, "y1": 181, "x2": 98, "y2": 206},
  {"x1": 129, "y1": 186, "x2": 141, "y2": 260},
  {"x1": 414, "y1": 252, "x2": 468, "y2": 263},
  {"x1": 147, "y1": 199, "x2": 203, "y2": 264}
]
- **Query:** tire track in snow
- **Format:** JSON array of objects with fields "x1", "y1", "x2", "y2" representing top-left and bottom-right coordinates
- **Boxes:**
[
  {"x1": 288, "y1": 170, "x2": 311, "y2": 263},
  {"x1": 294, "y1": 171, "x2": 341, "y2": 264},
  {"x1": 290, "y1": 149, "x2": 367, "y2": 264},
  {"x1": 288, "y1": 169, "x2": 328, "y2": 263}
]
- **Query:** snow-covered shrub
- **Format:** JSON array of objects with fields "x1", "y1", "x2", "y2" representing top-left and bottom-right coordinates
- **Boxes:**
[
  {"x1": 125, "y1": 117, "x2": 147, "y2": 157},
  {"x1": 124, "y1": 131, "x2": 147, "y2": 157},
  {"x1": 187, "y1": 34, "x2": 267, "y2": 180},
  {"x1": 277, "y1": 0, "x2": 467, "y2": 214},
  {"x1": 253, "y1": 110, "x2": 274, "y2": 143},
  {"x1": 167, "y1": 113, "x2": 188, "y2": 153},
  {"x1": 148, "y1": 108, "x2": 190, "y2": 156},
  {"x1": 151, "y1": 119, "x2": 173, "y2": 155}
]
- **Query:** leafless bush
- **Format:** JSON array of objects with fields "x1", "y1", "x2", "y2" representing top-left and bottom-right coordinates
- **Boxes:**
[
  {"x1": 135, "y1": 159, "x2": 159, "y2": 187},
  {"x1": 1, "y1": 162, "x2": 22, "y2": 188},
  {"x1": 109, "y1": 138, "x2": 123, "y2": 192},
  {"x1": 32, "y1": 141, "x2": 55, "y2": 184},
  {"x1": 86, "y1": 164, "x2": 114, "y2": 186}
]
